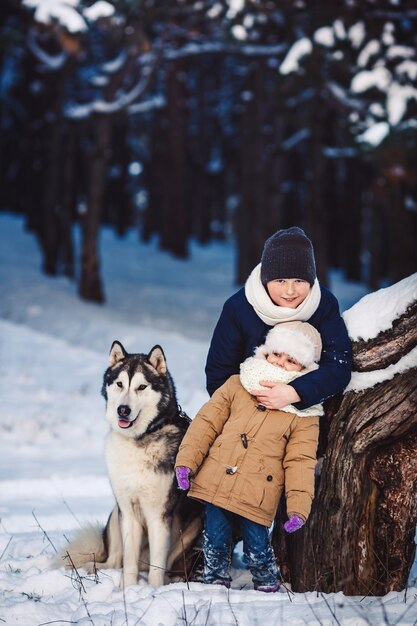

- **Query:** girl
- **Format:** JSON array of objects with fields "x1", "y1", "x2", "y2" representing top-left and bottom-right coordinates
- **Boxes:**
[{"x1": 176, "y1": 322, "x2": 323, "y2": 592}]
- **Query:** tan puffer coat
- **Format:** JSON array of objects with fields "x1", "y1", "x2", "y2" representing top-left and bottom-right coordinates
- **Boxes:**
[{"x1": 175, "y1": 375, "x2": 319, "y2": 527}]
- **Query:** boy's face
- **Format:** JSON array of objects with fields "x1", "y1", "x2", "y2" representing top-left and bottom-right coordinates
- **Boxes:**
[
  {"x1": 266, "y1": 278, "x2": 310, "y2": 308},
  {"x1": 266, "y1": 352, "x2": 303, "y2": 372}
]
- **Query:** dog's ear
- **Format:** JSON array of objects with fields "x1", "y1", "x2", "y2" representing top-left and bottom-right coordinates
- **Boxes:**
[
  {"x1": 148, "y1": 345, "x2": 167, "y2": 374},
  {"x1": 109, "y1": 341, "x2": 127, "y2": 366}
]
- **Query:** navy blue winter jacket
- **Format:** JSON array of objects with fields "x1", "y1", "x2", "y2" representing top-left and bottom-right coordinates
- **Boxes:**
[{"x1": 205, "y1": 285, "x2": 352, "y2": 410}]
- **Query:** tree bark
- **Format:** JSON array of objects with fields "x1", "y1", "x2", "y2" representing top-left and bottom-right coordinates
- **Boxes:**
[
  {"x1": 236, "y1": 62, "x2": 268, "y2": 284},
  {"x1": 273, "y1": 296, "x2": 417, "y2": 595},
  {"x1": 158, "y1": 60, "x2": 190, "y2": 258},
  {"x1": 340, "y1": 157, "x2": 363, "y2": 282},
  {"x1": 306, "y1": 86, "x2": 328, "y2": 286},
  {"x1": 79, "y1": 113, "x2": 109, "y2": 303},
  {"x1": 58, "y1": 120, "x2": 76, "y2": 278}
]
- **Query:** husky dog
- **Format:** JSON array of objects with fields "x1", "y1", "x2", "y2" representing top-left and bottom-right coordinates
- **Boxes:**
[{"x1": 58, "y1": 341, "x2": 203, "y2": 588}]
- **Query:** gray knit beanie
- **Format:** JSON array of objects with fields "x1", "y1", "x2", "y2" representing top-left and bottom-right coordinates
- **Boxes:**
[{"x1": 260, "y1": 227, "x2": 316, "y2": 286}]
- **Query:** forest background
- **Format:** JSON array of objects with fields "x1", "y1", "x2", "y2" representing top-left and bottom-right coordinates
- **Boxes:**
[
  {"x1": 1, "y1": 0, "x2": 417, "y2": 301},
  {"x1": 1, "y1": 3, "x2": 417, "y2": 622}
]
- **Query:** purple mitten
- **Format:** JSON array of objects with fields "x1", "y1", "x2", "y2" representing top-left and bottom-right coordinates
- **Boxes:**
[
  {"x1": 176, "y1": 466, "x2": 191, "y2": 490},
  {"x1": 284, "y1": 514, "x2": 305, "y2": 533}
]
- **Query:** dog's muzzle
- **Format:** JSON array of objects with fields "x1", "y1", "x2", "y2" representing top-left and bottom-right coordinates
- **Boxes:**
[{"x1": 117, "y1": 405, "x2": 136, "y2": 429}]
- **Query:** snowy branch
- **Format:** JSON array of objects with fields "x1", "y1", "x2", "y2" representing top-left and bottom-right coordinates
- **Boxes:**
[
  {"x1": 128, "y1": 95, "x2": 166, "y2": 115},
  {"x1": 23, "y1": 0, "x2": 88, "y2": 34},
  {"x1": 65, "y1": 53, "x2": 160, "y2": 119},
  {"x1": 27, "y1": 29, "x2": 68, "y2": 71},
  {"x1": 326, "y1": 81, "x2": 366, "y2": 112},
  {"x1": 101, "y1": 51, "x2": 128, "y2": 75},
  {"x1": 163, "y1": 40, "x2": 288, "y2": 60}
]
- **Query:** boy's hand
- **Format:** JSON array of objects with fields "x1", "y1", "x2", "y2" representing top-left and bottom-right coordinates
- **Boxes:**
[
  {"x1": 284, "y1": 514, "x2": 305, "y2": 533},
  {"x1": 175, "y1": 466, "x2": 191, "y2": 490},
  {"x1": 253, "y1": 382, "x2": 301, "y2": 409}
]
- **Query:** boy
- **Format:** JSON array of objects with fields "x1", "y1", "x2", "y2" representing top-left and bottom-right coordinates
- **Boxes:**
[{"x1": 205, "y1": 227, "x2": 352, "y2": 411}]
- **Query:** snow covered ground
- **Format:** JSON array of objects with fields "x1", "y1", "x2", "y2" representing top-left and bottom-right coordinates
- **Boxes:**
[{"x1": 0, "y1": 212, "x2": 416, "y2": 625}]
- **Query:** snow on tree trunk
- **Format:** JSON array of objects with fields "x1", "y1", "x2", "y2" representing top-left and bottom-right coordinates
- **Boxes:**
[{"x1": 272, "y1": 277, "x2": 417, "y2": 595}]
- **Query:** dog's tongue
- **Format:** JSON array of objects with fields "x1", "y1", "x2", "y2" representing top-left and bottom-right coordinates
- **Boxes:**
[{"x1": 118, "y1": 419, "x2": 132, "y2": 429}]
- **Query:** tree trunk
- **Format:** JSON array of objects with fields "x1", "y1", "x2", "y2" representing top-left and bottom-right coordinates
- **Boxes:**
[
  {"x1": 386, "y1": 179, "x2": 417, "y2": 285},
  {"x1": 144, "y1": 107, "x2": 167, "y2": 242},
  {"x1": 190, "y1": 62, "x2": 214, "y2": 245},
  {"x1": 236, "y1": 62, "x2": 268, "y2": 284},
  {"x1": 273, "y1": 294, "x2": 417, "y2": 595},
  {"x1": 58, "y1": 120, "x2": 76, "y2": 278},
  {"x1": 340, "y1": 157, "x2": 363, "y2": 282},
  {"x1": 159, "y1": 60, "x2": 189, "y2": 258},
  {"x1": 306, "y1": 89, "x2": 328, "y2": 286},
  {"x1": 79, "y1": 114, "x2": 109, "y2": 303}
]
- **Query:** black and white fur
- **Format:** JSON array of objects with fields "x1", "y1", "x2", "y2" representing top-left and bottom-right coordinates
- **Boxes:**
[{"x1": 57, "y1": 341, "x2": 203, "y2": 588}]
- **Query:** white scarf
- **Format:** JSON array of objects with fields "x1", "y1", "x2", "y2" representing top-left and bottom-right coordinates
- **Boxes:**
[
  {"x1": 240, "y1": 356, "x2": 324, "y2": 417},
  {"x1": 245, "y1": 263, "x2": 321, "y2": 326}
]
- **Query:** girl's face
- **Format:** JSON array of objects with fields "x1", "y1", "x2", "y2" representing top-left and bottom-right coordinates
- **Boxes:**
[
  {"x1": 266, "y1": 278, "x2": 311, "y2": 308},
  {"x1": 266, "y1": 352, "x2": 303, "y2": 372}
]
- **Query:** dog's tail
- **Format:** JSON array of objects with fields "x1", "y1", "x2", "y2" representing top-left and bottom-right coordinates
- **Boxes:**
[
  {"x1": 52, "y1": 523, "x2": 107, "y2": 570},
  {"x1": 52, "y1": 506, "x2": 122, "y2": 571}
]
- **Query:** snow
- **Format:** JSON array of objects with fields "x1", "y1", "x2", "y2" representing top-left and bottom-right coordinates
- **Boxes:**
[
  {"x1": 344, "y1": 273, "x2": 417, "y2": 393},
  {"x1": 65, "y1": 71, "x2": 156, "y2": 119},
  {"x1": 101, "y1": 51, "x2": 127, "y2": 74},
  {"x1": 387, "y1": 83, "x2": 417, "y2": 125},
  {"x1": 382, "y1": 22, "x2": 395, "y2": 47},
  {"x1": 0, "y1": 213, "x2": 416, "y2": 624},
  {"x1": 207, "y1": 3, "x2": 223, "y2": 19},
  {"x1": 83, "y1": 1, "x2": 115, "y2": 22},
  {"x1": 348, "y1": 22, "x2": 366, "y2": 49},
  {"x1": 232, "y1": 25, "x2": 248, "y2": 41},
  {"x1": 357, "y1": 121, "x2": 389, "y2": 146},
  {"x1": 313, "y1": 27, "x2": 335, "y2": 48},
  {"x1": 396, "y1": 60, "x2": 417, "y2": 81},
  {"x1": 386, "y1": 45, "x2": 415, "y2": 60},
  {"x1": 333, "y1": 20, "x2": 346, "y2": 41},
  {"x1": 357, "y1": 40, "x2": 381, "y2": 68},
  {"x1": 23, "y1": 0, "x2": 88, "y2": 34},
  {"x1": 27, "y1": 30, "x2": 67, "y2": 71},
  {"x1": 226, "y1": 0, "x2": 244, "y2": 18},
  {"x1": 343, "y1": 273, "x2": 417, "y2": 341},
  {"x1": 346, "y1": 346, "x2": 417, "y2": 393},
  {"x1": 24, "y1": 0, "x2": 117, "y2": 32},
  {"x1": 279, "y1": 38, "x2": 313, "y2": 75},
  {"x1": 351, "y1": 67, "x2": 391, "y2": 93}
]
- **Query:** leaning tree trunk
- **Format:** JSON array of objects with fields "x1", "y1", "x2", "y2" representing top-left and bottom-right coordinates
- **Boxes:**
[{"x1": 273, "y1": 291, "x2": 417, "y2": 596}]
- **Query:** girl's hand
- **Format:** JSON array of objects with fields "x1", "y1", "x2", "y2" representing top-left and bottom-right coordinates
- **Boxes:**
[
  {"x1": 252, "y1": 381, "x2": 301, "y2": 409},
  {"x1": 175, "y1": 466, "x2": 191, "y2": 490},
  {"x1": 284, "y1": 514, "x2": 305, "y2": 533}
]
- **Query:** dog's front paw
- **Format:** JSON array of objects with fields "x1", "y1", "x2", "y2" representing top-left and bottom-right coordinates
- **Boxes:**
[
  {"x1": 120, "y1": 573, "x2": 139, "y2": 589},
  {"x1": 148, "y1": 570, "x2": 166, "y2": 587}
]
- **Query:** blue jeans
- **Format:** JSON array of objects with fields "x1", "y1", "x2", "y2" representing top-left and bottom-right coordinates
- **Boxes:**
[{"x1": 203, "y1": 503, "x2": 279, "y2": 586}]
